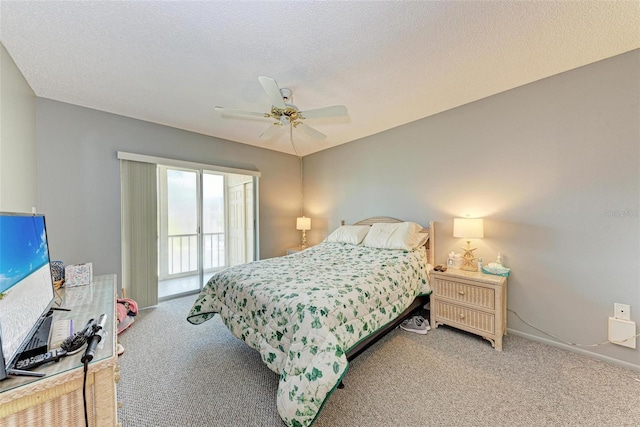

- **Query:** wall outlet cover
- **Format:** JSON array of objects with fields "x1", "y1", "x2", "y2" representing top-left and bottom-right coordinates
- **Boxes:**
[{"x1": 614, "y1": 303, "x2": 631, "y2": 321}]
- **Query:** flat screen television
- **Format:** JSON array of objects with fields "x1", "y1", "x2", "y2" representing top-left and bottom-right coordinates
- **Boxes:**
[{"x1": 0, "y1": 212, "x2": 55, "y2": 376}]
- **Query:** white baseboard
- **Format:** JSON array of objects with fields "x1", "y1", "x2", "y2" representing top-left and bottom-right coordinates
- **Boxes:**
[{"x1": 507, "y1": 328, "x2": 640, "y2": 372}]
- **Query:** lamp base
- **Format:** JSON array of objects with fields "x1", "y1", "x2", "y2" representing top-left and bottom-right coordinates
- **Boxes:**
[{"x1": 461, "y1": 240, "x2": 477, "y2": 271}]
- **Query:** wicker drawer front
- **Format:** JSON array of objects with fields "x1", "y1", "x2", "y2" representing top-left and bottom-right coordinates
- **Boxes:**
[
  {"x1": 433, "y1": 278, "x2": 495, "y2": 310},
  {"x1": 0, "y1": 391, "x2": 86, "y2": 427},
  {"x1": 434, "y1": 300, "x2": 495, "y2": 334}
]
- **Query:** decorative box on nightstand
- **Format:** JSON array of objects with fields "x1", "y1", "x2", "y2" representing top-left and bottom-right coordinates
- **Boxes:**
[{"x1": 430, "y1": 268, "x2": 508, "y2": 351}]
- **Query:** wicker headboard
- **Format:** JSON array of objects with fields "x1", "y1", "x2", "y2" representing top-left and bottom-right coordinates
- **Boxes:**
[{"x1": 347, "y1": 216, "x2": 435, "y2": 266}]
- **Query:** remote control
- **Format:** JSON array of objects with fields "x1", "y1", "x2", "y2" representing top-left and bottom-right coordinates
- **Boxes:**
[{"x1": 15, "y1": 349, "x2": 66, "y2": 371}]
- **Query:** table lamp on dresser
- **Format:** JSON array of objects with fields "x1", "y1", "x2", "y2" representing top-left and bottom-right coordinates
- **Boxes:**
[
  {"x1": 296, "y1": 216, "x2": 311, "y2": 248},
  {"x1": 453, "y1": 217, "x2": 484, "y2": 271}
]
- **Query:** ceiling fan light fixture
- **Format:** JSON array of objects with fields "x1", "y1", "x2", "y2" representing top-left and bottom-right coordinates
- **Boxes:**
[{"x1": 280, "y1": 87, "x2": 292, "y2": 102}]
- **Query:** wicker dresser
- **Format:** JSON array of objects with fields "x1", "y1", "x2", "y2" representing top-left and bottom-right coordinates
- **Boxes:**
[
  {"x1": 0, "y1": 274, "x2": 120, "y2": 426},
  {"x1": 430, "y1": 268, "x2": 507, "y2": 351}
]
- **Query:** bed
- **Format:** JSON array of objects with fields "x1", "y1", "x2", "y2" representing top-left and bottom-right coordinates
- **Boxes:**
[{"x1": 187, "y1": 217, "x2": 435, "y2": 426}]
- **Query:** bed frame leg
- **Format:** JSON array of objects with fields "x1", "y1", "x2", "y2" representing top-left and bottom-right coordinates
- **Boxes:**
[{"x1": 338, "y1": 381, "x2": 345, "y2": 389}]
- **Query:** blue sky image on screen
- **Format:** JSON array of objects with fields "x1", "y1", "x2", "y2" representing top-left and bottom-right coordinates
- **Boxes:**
[
  {"x1": 0, "y1": 216, "x2": 49, "y2": 294},
  {"x1": 0, "y1": 214, "x2": 55, "y2": 367}
]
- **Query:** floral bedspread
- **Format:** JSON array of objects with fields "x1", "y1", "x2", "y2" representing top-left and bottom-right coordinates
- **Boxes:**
[{"x1": 187, "y1": 242, "x2": 431, "y2": 426}]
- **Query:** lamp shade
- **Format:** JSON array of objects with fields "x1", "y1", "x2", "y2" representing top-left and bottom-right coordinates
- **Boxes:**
[
  {"x1": 453, "y1": 218, "x2": 484, "y2": 239},
  {"x1": 296, "y1": 216, "x2": 311, "y2": 231}
]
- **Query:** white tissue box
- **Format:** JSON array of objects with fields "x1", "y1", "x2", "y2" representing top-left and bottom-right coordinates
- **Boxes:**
[{"x1": 64, "y1": 263, "x2": 93, "y2": 287}]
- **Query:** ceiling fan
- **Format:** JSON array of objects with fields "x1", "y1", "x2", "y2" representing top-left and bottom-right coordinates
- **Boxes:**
[{"x1": 214, "y1": 76, "x2": 348, "y2": 141}]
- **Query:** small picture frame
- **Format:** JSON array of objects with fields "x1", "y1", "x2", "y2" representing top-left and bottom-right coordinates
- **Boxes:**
[{"x1": 64, "y1": 263, "x2": 93, "y2": 287}]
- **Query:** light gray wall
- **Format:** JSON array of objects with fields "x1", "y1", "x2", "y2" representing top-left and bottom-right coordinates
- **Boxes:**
[
  {"x1": 304, "y1": 50, "x2": 640, "y2": 368},
  {"x1": 36, "y1": 99, "x2": 301, "y2": 282},
  {"x1": 0, "y1": 42, "x2": 37, "y2": 212}
]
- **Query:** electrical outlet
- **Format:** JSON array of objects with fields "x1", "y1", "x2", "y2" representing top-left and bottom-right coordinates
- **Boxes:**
[{"x1": 614, "y1": 303, "x2": 631, "y2": 321}]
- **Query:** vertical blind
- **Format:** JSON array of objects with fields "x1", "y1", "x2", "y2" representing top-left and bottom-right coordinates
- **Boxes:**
[{"x1": 120, "y1": 159, "x2": 158, "y2": 308}]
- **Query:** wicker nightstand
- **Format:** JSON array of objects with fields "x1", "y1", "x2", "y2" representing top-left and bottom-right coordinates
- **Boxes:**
[{"x1": 430, "y1": 268, "x2": 508, "y2": 351}]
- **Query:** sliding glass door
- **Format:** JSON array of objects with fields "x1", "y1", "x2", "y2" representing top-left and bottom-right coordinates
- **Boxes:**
[
  {"x1": 226, "y1": 173, "x2": 254, "y2": 267},
  {"x1": 158, "y1": 166, "x2": 256, "y2": 300},
  {"x1": 202, "y1": 172, "x2": 226, "y2": 273}
]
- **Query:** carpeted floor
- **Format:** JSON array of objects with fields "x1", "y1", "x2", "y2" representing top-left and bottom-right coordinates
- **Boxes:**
[{"x1": 117, "y1": 295, "x2": 640, "y2": 427}]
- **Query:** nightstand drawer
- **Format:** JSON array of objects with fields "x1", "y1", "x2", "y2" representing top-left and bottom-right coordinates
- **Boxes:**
[
  {"x1": 433, "y1": 278, "x2": 495, "y2": 310},
  {"x1": 433, "y1": 300, "x2": 495, "y2": 334}
]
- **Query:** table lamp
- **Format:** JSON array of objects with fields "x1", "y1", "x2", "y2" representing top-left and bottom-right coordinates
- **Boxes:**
[
  {"x1": 453, "y1": 217, "x2": 484, "y2": 271},
  {"x1": 296, "y1": 216, "x2": 311, "y2": 247}
]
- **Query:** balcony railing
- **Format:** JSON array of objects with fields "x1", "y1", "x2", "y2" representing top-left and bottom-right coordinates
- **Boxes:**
[{"x1": 167, "y1": 232, "x2": 224, "y2": 276}]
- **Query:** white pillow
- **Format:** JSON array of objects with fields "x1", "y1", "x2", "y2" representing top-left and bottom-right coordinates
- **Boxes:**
[
  {"x1": 362, "y1": 222, "x2": 425, "y2": 250},
  {"x1": 325, "y1": 225, "x2": 371, "y2": 245},
  {"x1": 414, "y1": 231, "x2": 429, "y2": 248}
]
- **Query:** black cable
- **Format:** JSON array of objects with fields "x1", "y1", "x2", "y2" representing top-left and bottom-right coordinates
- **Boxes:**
[
  {"x1": 83, "y1": 359, "x2": 89, "y2": 427},
  {"x1": 80, "y1": 314, "x2": 106, "y2": 427}
]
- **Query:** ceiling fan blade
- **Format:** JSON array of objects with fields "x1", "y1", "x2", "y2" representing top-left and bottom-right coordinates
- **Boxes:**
[
  {"x1": 259, "y1": 123, "x2": 283, "y2": 140},
  {"x1": 298, "y1": 123, "x2": 327, "y2": 140},
  {"x1": 258, "y1": 76, "x2": 286, "y2": 109},
  {"x1": 299, "y1": 105, "x2": 348, "y2": 119},
  {"x1": 214, "y1": 106, "x2": 268, "y2": 118}
]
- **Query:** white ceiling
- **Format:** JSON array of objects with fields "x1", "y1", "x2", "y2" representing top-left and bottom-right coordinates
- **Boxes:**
[{"x1": 1, "y1": 1, "x2": 638, "y2": 156}]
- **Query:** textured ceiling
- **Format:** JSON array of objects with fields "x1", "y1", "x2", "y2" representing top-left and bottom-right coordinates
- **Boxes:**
[{"x1": 1, "y1": 1, "x2": 638, "y2": 156}]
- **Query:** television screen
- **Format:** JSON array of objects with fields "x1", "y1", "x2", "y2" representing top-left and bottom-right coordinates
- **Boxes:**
[{"x1": 0, "y1": 213, "x2": 55, "y2": 369}]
